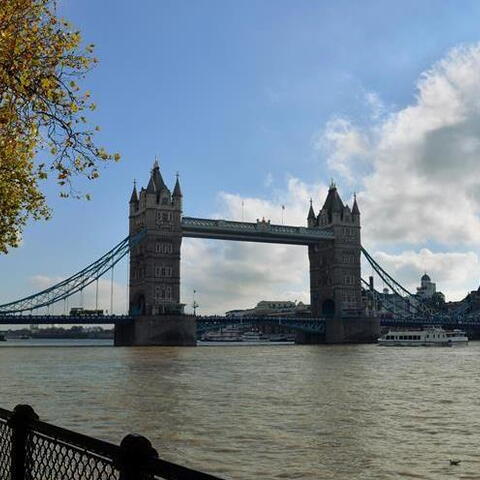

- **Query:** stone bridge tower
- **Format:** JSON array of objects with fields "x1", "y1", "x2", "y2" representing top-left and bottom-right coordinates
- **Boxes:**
[
  {"x1": 307, "y1": 183, "x2": 362, "y2": 318},
  {"x1": 128, "y1": 161, "x2": 184, "y2": 315}
]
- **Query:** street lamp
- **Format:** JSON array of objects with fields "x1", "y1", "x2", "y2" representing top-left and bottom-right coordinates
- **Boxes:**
[{"x1": 193, "y1": 289, "x2": 199, "y2": 316}]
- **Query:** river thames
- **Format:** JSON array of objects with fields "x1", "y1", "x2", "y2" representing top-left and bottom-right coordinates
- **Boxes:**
[{"x1": 0, "y1": 340, "x2": 479, "y2": 479}]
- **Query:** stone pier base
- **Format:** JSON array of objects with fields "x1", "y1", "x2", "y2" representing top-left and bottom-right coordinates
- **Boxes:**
[
  {"x1": 295, "y1": 316, "x2": 379, "y2": 344},
  {"x1": 114, "y1": 315, "x2": 196, "y2": 346},
  {"x1": 325, "y1": 316, "x2": 379, "y2": 344},
  {"x1": 295, "y1": 331, "x2": 325, "y2": 344}
]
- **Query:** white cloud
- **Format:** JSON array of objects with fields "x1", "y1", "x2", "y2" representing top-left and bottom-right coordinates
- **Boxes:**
[
  {"x1": 313, "y1": 117, "x2": 370, "y2": 183},
  {"x1": 264, "y1": 172, "x2": 274, "y2": 188},
  {"x1": 320, "y1": 44, "x2": 480, "y2": 247},
  {"x1": 180, "y1": 178, "x2": 329, "y2": 314},
  {"x1": 216, "y1": 177, "x2": 329, "y2": 225},
  {"x1": 364, "y1": 91, "x2": 386, "y2": 120}
]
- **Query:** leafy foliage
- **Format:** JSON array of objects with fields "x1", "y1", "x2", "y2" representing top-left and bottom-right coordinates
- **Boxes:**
[{"x1": 0, "y1": 0, "x2": 119, "y2": 253}]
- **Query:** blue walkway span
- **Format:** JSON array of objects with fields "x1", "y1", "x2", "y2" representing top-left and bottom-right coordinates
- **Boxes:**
[
  {"x1": 0, "y1": 315, "x2": 133, "y2": 325},
  {"x1": 1, "y1": 314, "x2": 480, "y2": 334}
]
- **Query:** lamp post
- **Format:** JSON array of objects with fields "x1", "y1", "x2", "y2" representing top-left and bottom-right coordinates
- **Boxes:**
[{"x1": 193, "y1": 290, "x2": 198, "y2": 316}]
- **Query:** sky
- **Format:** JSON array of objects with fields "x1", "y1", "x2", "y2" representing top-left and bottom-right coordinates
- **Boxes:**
[{"x1": 3, "y1": 0, "x2": 480, "y2": 315}]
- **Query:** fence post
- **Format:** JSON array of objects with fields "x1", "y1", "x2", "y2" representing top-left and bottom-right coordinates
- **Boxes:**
[
  {"x1": 117, "y1": 433, "x2": 159, "y2": 480},
  {"x1": 8, "y1": 404, "x2": 39, "y2": 480}
]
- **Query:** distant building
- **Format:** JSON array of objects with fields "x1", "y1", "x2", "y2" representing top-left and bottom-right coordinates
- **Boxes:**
[
  {"x1": 416, "y1": 273, "x2": 436, "y2": 299},
  {"x1": 226, "y1": 300, "x2": 310, "y2": 317},
  {"x1": 371, "y1": 272, "x2": 445, "y2": 317}
]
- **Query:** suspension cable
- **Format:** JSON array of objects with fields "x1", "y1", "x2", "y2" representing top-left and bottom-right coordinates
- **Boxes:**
[{"x1": 0, "y1": 230, "x2": 145, "y2": 314}]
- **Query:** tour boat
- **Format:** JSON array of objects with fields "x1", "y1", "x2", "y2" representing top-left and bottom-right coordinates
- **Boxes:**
[
  {"x1": 241, "y1": 331, "x2": 266, "y2": 342},
  {"x1": 201, "y1": 326, "x2": 243, "y2": 342},
  {"x1": 378, "y1": 327, "x2": 468, "y2": 346}
]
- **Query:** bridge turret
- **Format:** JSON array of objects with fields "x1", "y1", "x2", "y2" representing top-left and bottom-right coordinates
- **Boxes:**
[
  {"x1": 172, "y1": 174, "x2": 182, "y2": 209},
  {"x1": 342, "y1": 204, "x2": 352, "y2": 223},
  {"x1": 129, "y1": 160, "x2": 184, "y2": 316},
  {"x1": 352, "y1": 193, "x2": 360, "y2": 225},
  {"x1": 307, "y1": 199, "x2": 316, "y2": 228},
  {"x1": 129, "y1": 181, "x2": 138, "y2": 216}
]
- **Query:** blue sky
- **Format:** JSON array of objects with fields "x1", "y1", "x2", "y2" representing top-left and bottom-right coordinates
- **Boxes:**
[{"x1": 4, "y1": 0, "x2": 480, "y2": 314}]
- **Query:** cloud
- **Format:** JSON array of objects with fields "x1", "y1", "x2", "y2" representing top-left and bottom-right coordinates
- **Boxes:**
[
  {"x1": 321, "y1": 44, "x2": 480, "y2": 247},
  {"x1": 364, "y1": 91, "x2": 386, "y2": 120},
  {"x1": 180, "y1": 178, "x2": 329, "y2": 314},
  {"x1": 313, "y1": 117, "x2": 370, "y2": 183},
  {"x1": 264, "y1": 172, "x2": 274, "y2": 188},
  {"x1": 181, "y1": 239, "x2": 309, "y2": 314}
]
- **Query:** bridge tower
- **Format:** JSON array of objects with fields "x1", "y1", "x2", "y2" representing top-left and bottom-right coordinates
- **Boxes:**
[
  {"x1": 128, "y1": 161, "x2": 184, "y2": 315},
  {"x1": 307, "y1": 183, "x2": 362, "y2": 318}
]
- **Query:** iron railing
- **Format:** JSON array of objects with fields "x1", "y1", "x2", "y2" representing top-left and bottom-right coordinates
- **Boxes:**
[{"x1": 0, "y1": 405, "x2": 223, "y2": 480}]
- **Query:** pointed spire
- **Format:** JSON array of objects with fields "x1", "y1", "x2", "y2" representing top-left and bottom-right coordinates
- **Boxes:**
[
  {"x1": 352, "y1": 193, "x2": 360, "y2": 215},
  {"x1": 173, "y1": 172, "x2": 182, "y2": 197},
  {"x1": 129, "y1": 179, "x2": 138, "y2": 203},
  {"x1": 146, "y1": 173, "x2": 156, "y2": 193},
  {"x1": 321, "y1": 181, "x2": 344, "y2": 214},
  {"x1": 151, "y1": 159, "x2": 167, "y2": 192},
  {"x1": 307, "y1": 198, "x2": 315, "y2": 220},
  {"x1": 145, "y1": 159, "x2": 168, "y2": 194}
]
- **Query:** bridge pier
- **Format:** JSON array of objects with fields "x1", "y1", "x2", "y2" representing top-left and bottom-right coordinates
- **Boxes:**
[
  {"x1": 294, "y1": 331, "x2": 325, "y2": 344},
  {"x1": 295, "y1": 316, "x2": 379, "y2": 344},
  {"x1": 325, "y1": 316, "x2": 379, "y2": 344},
  {"x1": 114, "y1": 315, "x2": 196, "y2": 346}
]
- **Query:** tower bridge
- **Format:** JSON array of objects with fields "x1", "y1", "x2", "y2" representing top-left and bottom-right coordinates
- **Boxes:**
[
  {"x1": 119, "y1": 161, "x2": 375, "y2": 345},
  {"x1": 3, "y1": 161, "x2": 476, "y2": 344}
]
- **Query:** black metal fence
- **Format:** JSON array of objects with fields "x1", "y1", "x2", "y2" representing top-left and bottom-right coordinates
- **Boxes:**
[{"x1": 0, "y1": 405, "x2": 224, "y2": 480}]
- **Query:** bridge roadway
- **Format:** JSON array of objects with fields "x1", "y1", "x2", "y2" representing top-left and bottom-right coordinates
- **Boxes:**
[
  {"x1": 0, "y1": 315, "x2": 326, "y2": 333},
  {"x1": 1, "y1": 314, "x2": 480, "y2": 332},
  {"x1": 0, "y1": 314, "x2": 133, "y2": 325},
  {"x1": 181, "y1": 217, "x2": 334, "y2": 245}
]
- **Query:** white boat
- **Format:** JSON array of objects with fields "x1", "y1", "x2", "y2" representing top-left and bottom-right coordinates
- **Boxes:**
[
  {"x1": 241, "y1": 331, "x2": 266, "y2": 342},
  {"x1": 378, "y1": 327, "x2": 468, "y2": 346},
  {"x1": 201, "y1": 326, "x2": 243, "y2": 342}
]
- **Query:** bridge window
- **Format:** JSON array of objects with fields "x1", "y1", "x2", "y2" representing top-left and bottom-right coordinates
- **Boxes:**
[
  {"x1": 156, "y1": 286, "x2": 165, "y2": 299},
  {"x1": 154, "y1": 266, "x2": 173, "y2": 277},
  {"x1": 157, "y1": 212, "x2": 173, "y2": 223},
  {"x1": 155, "y1": 242, "x2": 173, "y2": 254}
]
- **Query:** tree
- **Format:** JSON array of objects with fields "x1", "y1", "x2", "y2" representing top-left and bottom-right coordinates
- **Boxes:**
[{"x1": 0, "y1": 0, "x2": 119, "y2": 253}]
